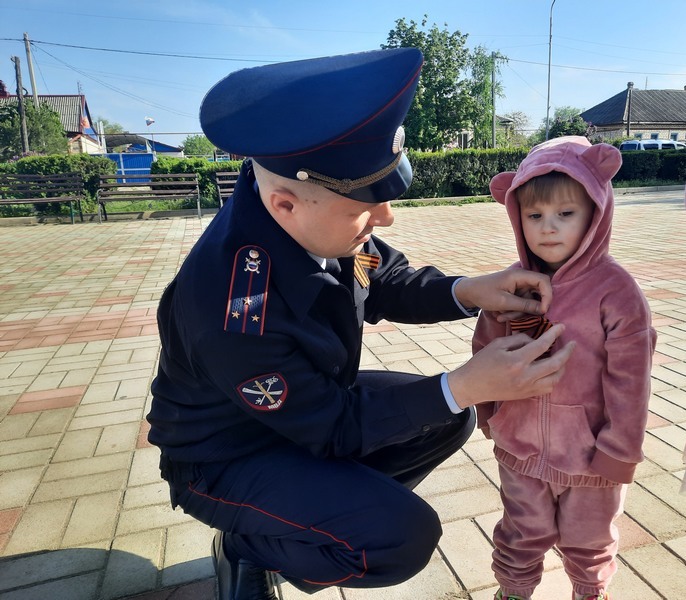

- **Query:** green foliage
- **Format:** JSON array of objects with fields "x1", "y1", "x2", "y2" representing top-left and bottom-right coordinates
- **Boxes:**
[
  {"x1": 616, "y1": 149, "x2": 686, "y2": 182},
  {"x1": 616, "y1": 151, "x2": 662, "y2": 181},
  {"x1": 0, "y1": 102, "x2": 68, "y2": 160},
  {"x1": 547, "y1": 115, "x2": 589, "y2": 139},
  {"x1": 467, "y1": 48, "x2": 506, "y2": 149},
  {"x1": 96, "y1": 117, "x2": 126, "y2": 134},
  {"x1": 404, "y1": 150, "x2": 452, "y2": 198},
  {"x1": 404, "y1": 147, "x2": 528, "y2": 198},
  {"x1": 382, "y1": 16, "x2": 472, "y2": 151},
  {"x1": 8, "y1": 153, "x2": 116, "y2": 212},
  {"x1": 152, "y1": 156, "x2": 243, "y2": 206},
  {"x1": 181, "y1": 134, "x2": 216, "y2": 156},
  {"x1": 529, "y1": 106, "x2": 587, "y2": 144}
]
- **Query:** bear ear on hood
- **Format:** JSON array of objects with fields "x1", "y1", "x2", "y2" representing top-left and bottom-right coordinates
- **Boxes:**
[
  {"x1": 581, "y1": 143, "x2": 622, "y2": 183},
  {"x1": 489, "y1": 172, "x2": 516, "y2": 205}
]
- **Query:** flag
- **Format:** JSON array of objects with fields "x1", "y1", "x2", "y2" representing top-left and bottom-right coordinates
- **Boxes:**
[{"x1": 145, "y1": 116, "x2": 155, "y2": 126}]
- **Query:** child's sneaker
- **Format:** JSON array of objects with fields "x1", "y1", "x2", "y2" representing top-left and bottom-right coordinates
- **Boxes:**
[
  {"x1": 574, "y1": 593, "x2": 609, "y2": 600},
  {"x1": 494, "y1": 589, "x2": 531, "y2": 600}
]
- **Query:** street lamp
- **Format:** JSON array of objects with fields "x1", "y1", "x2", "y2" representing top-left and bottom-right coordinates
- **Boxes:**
[
  {"x1": 145, "y1": 116, "x2": 157, "y2": 161},
  {"x1": 545, "y1": 0, "x2": 557, "y2": 140}
]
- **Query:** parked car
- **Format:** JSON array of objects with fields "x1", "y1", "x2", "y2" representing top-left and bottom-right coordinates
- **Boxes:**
[{"x1": 619, "y1": 139, "x2": 686, "y2": 151}]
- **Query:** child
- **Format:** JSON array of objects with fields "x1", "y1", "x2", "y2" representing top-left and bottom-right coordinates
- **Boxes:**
[{"x1": 473, "y1": 136, "x2": 657, "y2": 600}]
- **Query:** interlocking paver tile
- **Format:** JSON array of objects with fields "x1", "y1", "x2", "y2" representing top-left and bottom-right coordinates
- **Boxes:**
[{"x1": 0, "y1": 191, "x2": 683, "y2": 598}]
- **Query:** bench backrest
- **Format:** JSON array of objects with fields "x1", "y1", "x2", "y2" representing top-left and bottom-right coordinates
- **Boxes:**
[
  {"x1": 214, "y1": 171, "x2": 240, "y2": 205},
  {"x1": 0, "y1": 172, "x2": 84, "y2": 201},
  {"x1": 97, "y1": 173, "x2": 199, "y2": 202}
]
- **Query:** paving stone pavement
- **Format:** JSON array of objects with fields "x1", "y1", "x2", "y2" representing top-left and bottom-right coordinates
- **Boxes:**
[{"x1": 0, "y1": 189, "x2": 684, "y2": 600}]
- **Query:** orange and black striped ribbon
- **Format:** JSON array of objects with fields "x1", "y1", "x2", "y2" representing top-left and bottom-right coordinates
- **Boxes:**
[
  {"x1": 510, "y1": 315, "x2": 553, "y2": 339},
  {"x1": 353, "y1": 252, "x2": 381, "y2": 288},
  {"x1": 511, "y1": 315, "x2": 554, "y2": 358}
]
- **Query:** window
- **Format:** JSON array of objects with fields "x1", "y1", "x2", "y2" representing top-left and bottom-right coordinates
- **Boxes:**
[
  {"x1": 650, "y1": 133, "x2": 659, "y2": 139},
  {"x1": 670, "y1": 133, "x2": 678, "y2": 140}
]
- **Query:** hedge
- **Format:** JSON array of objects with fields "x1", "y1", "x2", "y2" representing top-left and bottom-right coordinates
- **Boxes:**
[
  {"x1": 0, "y1": 154, "x2": 116, "y2": 214},
  {"x1": 151, "y1": 157, "x2": 243, "y2": 207},
  {"x1": 1, "y1": 147, "x2": 683, "y2": 211}
]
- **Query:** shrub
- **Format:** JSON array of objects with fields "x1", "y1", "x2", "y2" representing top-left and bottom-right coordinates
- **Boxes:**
[{"x1": 152, "y1": 157, "x2": 243, "y2": 206}]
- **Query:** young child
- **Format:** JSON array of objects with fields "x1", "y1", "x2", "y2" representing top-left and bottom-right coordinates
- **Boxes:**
[{"x1": 472, "y1": 136, "x2": 657, "y2": 600}]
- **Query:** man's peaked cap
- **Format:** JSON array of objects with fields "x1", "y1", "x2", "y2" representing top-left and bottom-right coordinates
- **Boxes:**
[{"x1": 199, "y1": 48, "x2": 423, "y2": 203}]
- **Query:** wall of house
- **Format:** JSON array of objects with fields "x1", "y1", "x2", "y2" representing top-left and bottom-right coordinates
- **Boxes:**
[
  {"x1": 595, "y1": 126, "x2": 686, "y2": 141},
  {"x1": 68, "y1": 135, "x2": 105, "y2": 154}
]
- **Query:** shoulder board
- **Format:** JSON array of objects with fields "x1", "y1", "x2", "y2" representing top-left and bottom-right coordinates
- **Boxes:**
[{"x1": 225, "y1": 245, "x2": 271, "y2": 335}]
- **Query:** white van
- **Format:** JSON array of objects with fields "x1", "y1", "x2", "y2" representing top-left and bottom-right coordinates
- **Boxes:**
[{"x1": 619, "y1": 139, "x2": 686, "y2": 151}]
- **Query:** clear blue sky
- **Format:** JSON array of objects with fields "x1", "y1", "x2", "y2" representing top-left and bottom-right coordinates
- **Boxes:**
[{"x1": 2, "y1": 0, "x2": 686, "y2": 147}]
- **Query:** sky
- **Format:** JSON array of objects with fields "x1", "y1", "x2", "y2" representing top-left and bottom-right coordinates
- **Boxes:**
[{"x1": 2, "y1": 0, "x2": 686, "y2": 148}]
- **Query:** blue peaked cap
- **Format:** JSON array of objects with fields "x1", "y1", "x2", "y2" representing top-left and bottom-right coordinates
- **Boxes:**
[{"x1": 199, "y1": 48, "x2": 423, "y2": 203}]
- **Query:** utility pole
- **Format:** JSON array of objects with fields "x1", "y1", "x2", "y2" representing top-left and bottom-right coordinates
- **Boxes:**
[
  {"x1": 545, "y1": 0, "x2": 557, "y2": 141},
  {"x1": 11, "y1": 56, "x2": 30, "y2": 154},
  {"x1": 491, "y1": 52, "x2": 496, "y2": 148},
  {"x1": 23, "y1": 32, "x2": 39, "y2": 107}
]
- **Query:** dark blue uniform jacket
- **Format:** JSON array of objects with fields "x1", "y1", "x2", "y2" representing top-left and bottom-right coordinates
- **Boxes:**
[{"x1": 148, "y1": 160, "x2": 470, "y2": 464}]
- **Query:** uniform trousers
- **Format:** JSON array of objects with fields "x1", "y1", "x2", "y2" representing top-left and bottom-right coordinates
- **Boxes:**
[
  {"x1": 162, "y1": 371, "x2": 475, "y2": 591},
  {"x1": 493, "y1": 462, "x2": 626, "y2": 598}
]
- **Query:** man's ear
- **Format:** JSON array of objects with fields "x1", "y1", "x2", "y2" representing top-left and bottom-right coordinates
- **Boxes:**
[{"x1": 264, "y1": 188, "x2": 299, "y2": 219}]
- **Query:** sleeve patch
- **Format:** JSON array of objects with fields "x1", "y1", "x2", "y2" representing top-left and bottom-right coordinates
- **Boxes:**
[
  {"x1": 225, "y1": 245, "x2": 271, "y2": 335},
  {"x1": 237, "y1": 373, "x2": 288, "y2": 411}
]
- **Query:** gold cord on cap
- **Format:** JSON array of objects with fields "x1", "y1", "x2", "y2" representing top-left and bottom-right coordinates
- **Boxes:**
[{"x1": 295, "y1": 152, "x2": 403, "y2": 195}]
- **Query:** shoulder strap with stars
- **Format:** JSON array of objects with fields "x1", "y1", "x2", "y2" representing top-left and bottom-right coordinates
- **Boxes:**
[{"x1": 225, "y1": 245, "x2": 271, "y2": 335}]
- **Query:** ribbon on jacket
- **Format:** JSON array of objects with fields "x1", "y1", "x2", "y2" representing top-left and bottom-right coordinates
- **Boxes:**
[
  {"x1": 510, "y1": 315, "x2": 553, "y2": 338},
  {"x1": 353, "y1": 252, "x2": 380, "y2": 288},
  {"x1": 510, "y1": 315, "x2": 554, "y2": 358}
]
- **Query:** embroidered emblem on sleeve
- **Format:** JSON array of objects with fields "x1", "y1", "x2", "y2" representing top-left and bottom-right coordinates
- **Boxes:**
[
  {"x1": 237, "y1": 373, "x2": 288, "y2": 411},
  {"x1": 225, "y1": 245, "x2": 271, "y2": 335},
  {"x1": 353, "y1": 252, "x2": 381, "y2": 288}
]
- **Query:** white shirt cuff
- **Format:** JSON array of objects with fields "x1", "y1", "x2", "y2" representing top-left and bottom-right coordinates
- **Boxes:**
[
  {"x1": 452, "y1": 277, "x2": 480, "y2": 317},
  {"x1": 441, "y1": 372, "x2": 464, "y2": 414}
]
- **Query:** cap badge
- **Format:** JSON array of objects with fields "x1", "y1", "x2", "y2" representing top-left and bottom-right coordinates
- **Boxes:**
[{"x1": 392, "y1": 126, "x2": 405, "y2": 154}]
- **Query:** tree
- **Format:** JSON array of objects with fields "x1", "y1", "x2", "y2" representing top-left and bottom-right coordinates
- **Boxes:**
[
  {"x1": 96, "y1": 117, "x2": 126, "y2": 134},
  {"x1": 498, "y1": 111, "x2": 531, "y2": 147},
  {"x1": 382, "y1": 17, "x2": 473, "y2": 151},
  {"x1": 181, "y1": 134, "x2": 215, "y2": 156},
  {"x1": 0, "y1": 101, "x2": 68, "y2": 160},
  {"x1": 466, "y1": 47, "x2": 506, "y2": 148},
  {"x1": 547, "y1": 114, "x2": 589, "y2": 139},
  {"x1": 529, "y1": 106, "x2": 587, "y2": 144}
]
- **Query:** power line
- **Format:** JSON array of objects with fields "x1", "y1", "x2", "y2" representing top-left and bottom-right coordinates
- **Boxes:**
[
  {"x1": 508, "y1": 57, "x2": 686, "y2": 77},
  {"x1": 5, "y1": 37, "x2": 686, "y2": 78},
  {"x1": 32, "y1": 45, "x2": 195, "y2": 118},
  {"x1": 3, "y1": 38, "x2": 279, "y2": 64}
]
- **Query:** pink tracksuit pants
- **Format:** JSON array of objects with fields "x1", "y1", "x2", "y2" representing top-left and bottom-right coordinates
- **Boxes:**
[{"x1": 493, "y1": 463, "x2": 626, "y2": 598}]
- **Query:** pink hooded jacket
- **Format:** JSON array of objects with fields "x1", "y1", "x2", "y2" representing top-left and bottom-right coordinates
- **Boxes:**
[{"x1": 473, "y1": 136, "x2": 657, "y2": 486}]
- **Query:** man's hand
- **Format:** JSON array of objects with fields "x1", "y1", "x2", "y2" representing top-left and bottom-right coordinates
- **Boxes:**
[
  {"x1": 454, "y1": 269, "x2": 552, "y2": 320},
  {"x1": 448, "y1": 324, "x2": 575, "y2": 409}
]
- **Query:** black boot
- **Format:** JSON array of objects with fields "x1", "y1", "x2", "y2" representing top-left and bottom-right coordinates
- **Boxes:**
[{"x1": 211, "y1": 531, "x2": 278, "y2": 600}]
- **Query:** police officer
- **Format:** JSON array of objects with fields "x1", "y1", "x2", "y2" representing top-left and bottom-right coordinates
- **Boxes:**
[{"x1": 147, "y1": 47, "x2": 574, "y2": 600}]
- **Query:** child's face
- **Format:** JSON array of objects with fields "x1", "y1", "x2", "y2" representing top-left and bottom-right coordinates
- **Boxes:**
[{"x1": 519, "y1": 186, "x2": 595, "y2": 273}]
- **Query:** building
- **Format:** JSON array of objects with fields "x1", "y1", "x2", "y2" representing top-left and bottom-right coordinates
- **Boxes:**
[
  {"x1": 581, "y1": 82, "x2": 686, "y2": 142},
  {"x1": 0, "y1": 93, "x2": 104, "y2": 154}
]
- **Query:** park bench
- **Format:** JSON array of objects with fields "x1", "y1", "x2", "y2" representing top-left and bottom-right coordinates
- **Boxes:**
[
  {"x1": 214, "y1": 171, "x2": 240, "y2": 207},
  {"x1": 0, "y1": 172, "x2": 85, "y2": 224},
  {"x1": 96, "y1": 173, "x2": 202, "y2": 223}
]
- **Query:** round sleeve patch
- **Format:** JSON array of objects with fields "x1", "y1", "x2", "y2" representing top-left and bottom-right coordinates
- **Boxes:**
[{"x1": 237, "y1": 373, "x2": 288, "y2": 411}]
